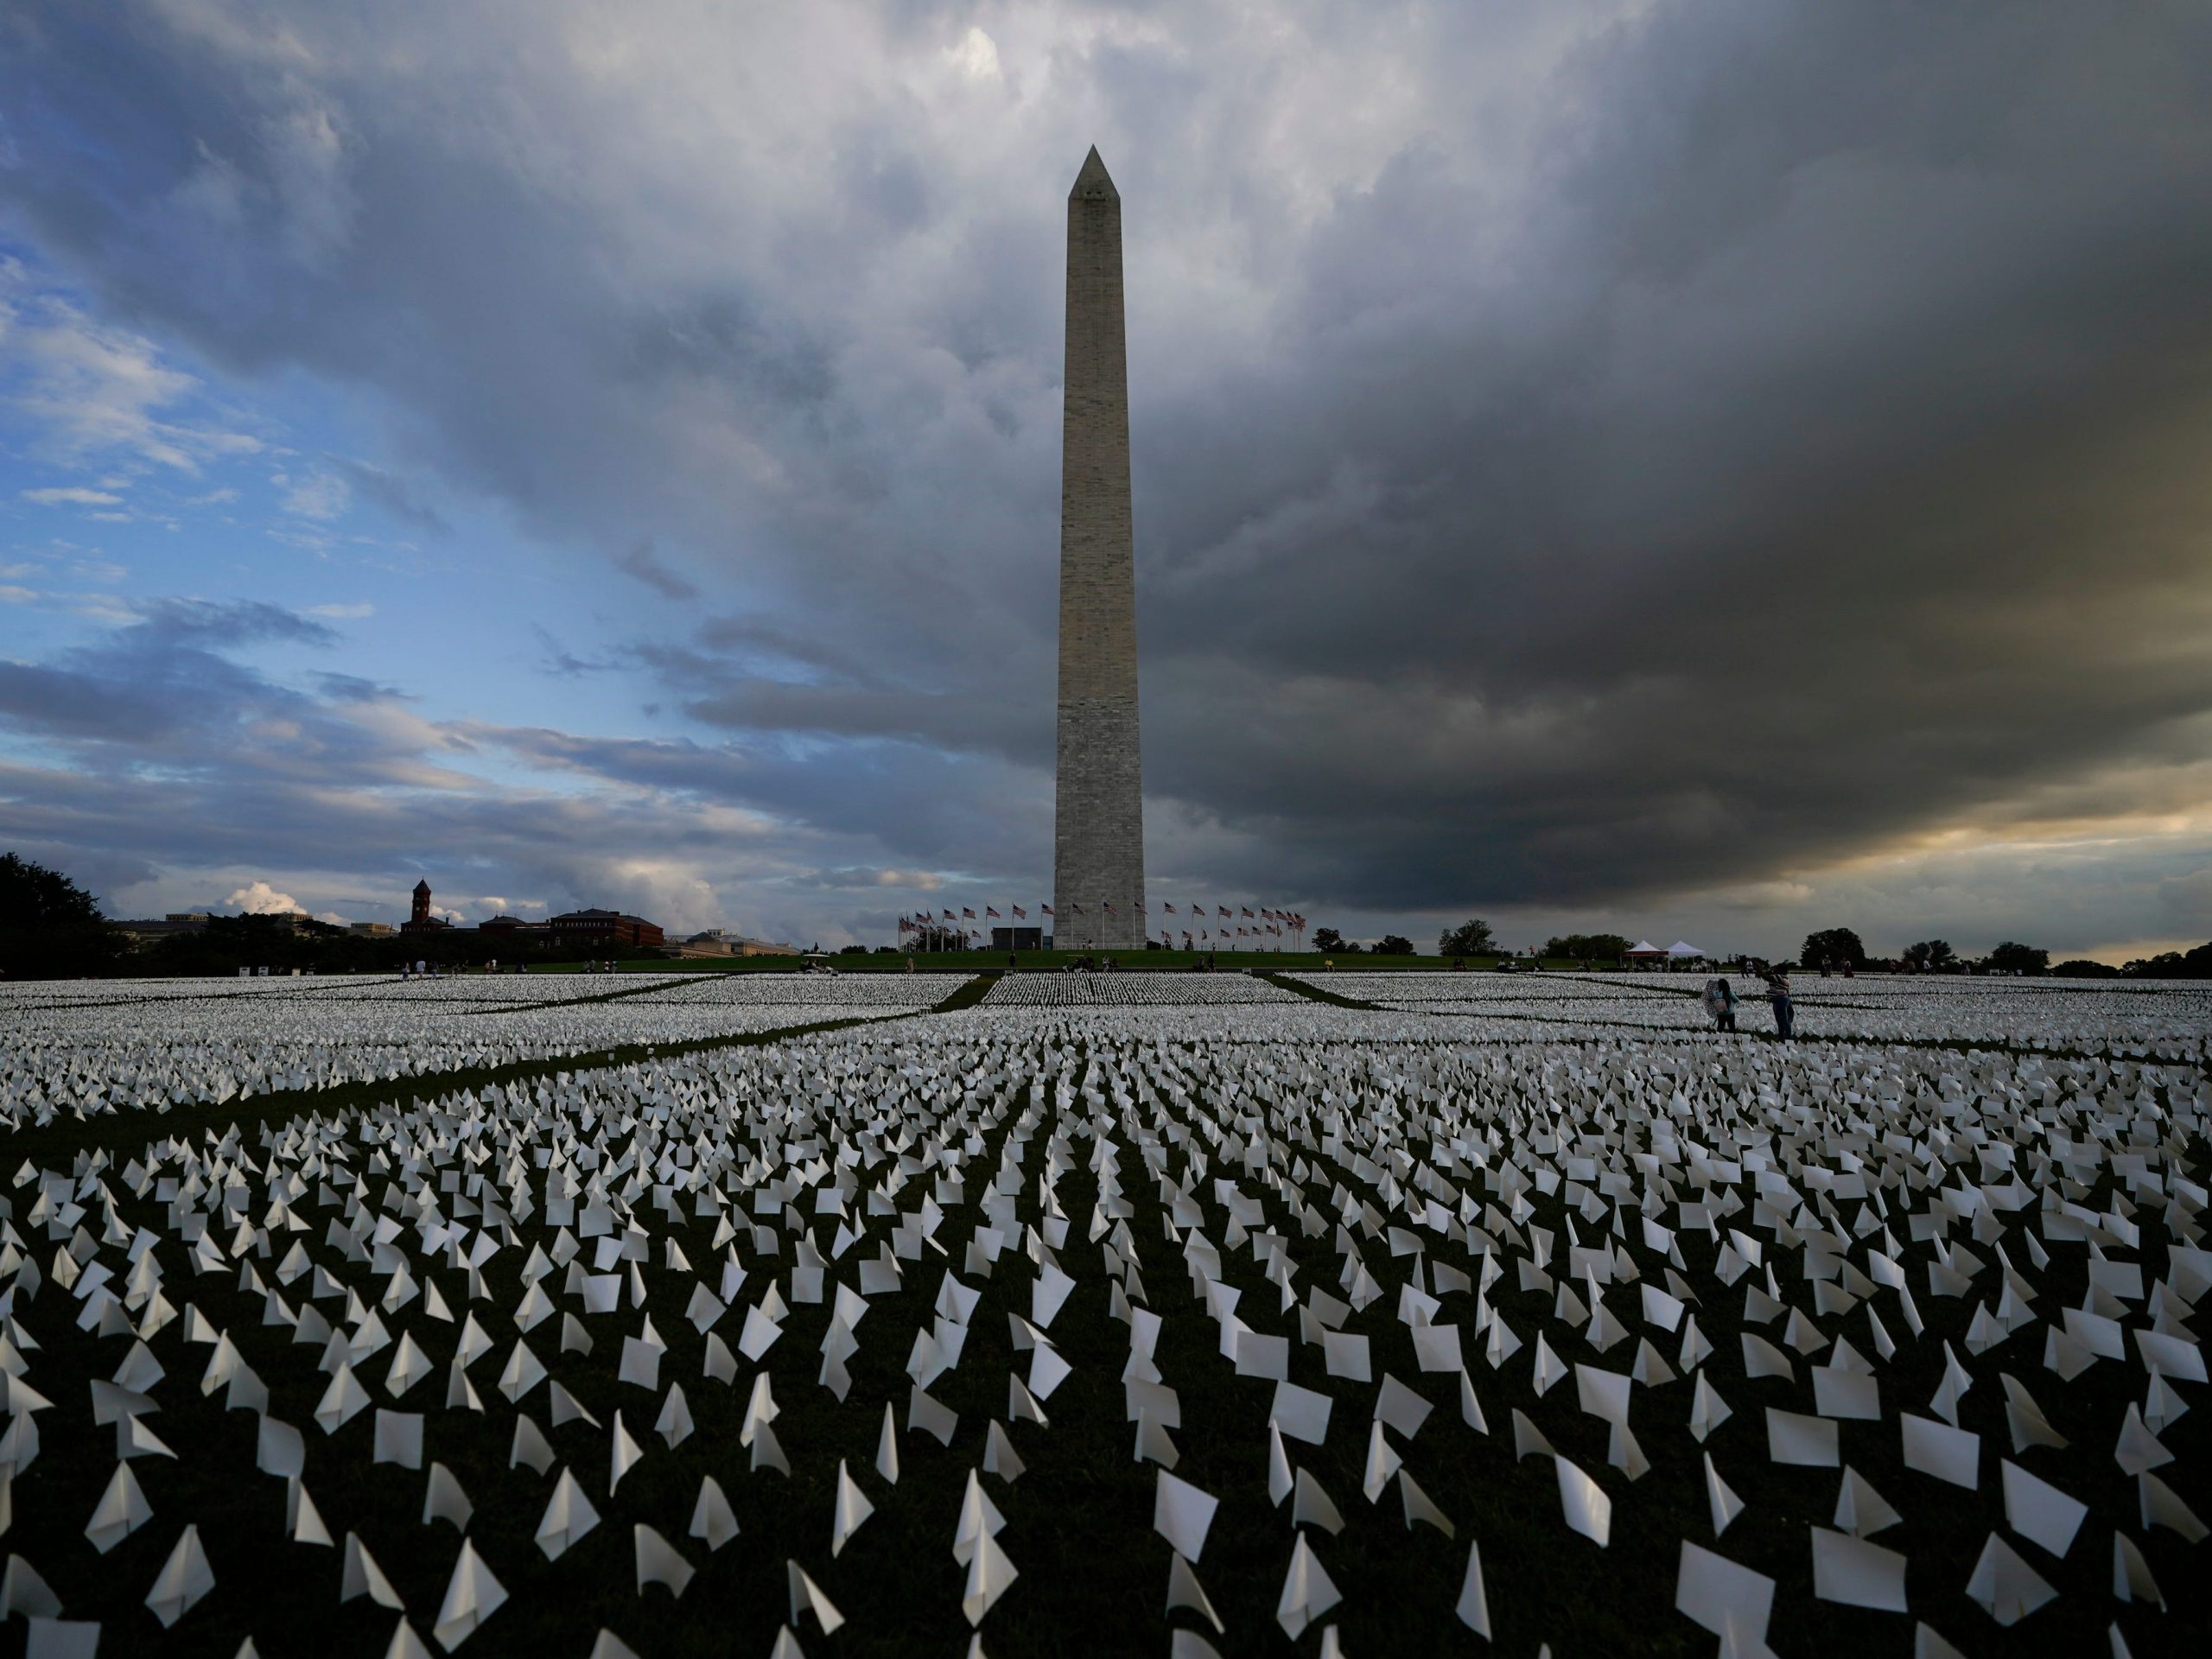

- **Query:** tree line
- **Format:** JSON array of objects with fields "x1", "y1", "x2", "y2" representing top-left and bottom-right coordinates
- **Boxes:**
[
  {"x1": 11, "y1": 852, "x2": 2212, "y2": 980},
  {"x1": 0, "y1": 854, "x2": 675, "y2": 982},
  {"x1": 1800, "y1": 926, "x2": 2211, "y2": 978},
  {"x1": 1312, "y1": 928, "x2": 1416, "y2": 957}
]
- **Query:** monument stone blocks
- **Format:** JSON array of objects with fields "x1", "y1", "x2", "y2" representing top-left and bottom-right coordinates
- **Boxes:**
[{"x1": 1052, "y1": 148, "x2": 1147, "y2": 950}]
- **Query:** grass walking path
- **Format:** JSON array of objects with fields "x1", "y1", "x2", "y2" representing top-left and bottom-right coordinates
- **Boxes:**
[{"x1": 1252, "y1": 969, "x2": 1382, "y2": 1010}]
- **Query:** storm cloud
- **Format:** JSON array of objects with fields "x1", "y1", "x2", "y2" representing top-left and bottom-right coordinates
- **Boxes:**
[{"x1": 3, "y1": 0, "x2": 2211, "y2": 954}]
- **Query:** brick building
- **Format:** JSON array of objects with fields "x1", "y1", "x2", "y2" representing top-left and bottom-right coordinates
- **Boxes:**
[
  {"x1": 548, "y1": 908, "x2": 664, "y2": 949},
  {"x1": 399, "y1": 880, "x2": 451, "y2": 935}
]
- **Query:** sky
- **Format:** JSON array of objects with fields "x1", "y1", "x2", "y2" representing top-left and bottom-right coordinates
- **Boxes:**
[{"x1": 3, "y1": 0, "x2": 2211, "y2": 961}]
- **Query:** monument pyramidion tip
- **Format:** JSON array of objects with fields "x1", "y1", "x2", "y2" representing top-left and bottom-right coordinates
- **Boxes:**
[{"x1": 1071, "y1": 145, "x2": 1117, "y2": 200}]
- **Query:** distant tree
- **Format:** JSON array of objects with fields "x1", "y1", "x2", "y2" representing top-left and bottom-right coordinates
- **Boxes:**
[
  {"x1": 1312, "y1": 927, "x2": 1347, "y2": 953},
  {"x1": 1374, "y1": 934, "x2": 1414, "y2": 957},
  {"x1": 836, "y1": 944, "x2": 869, "y2": 957},
  {"x1": 143, "y1": 912, "x2": 342, "y2": 977},
  {"x1": 1545, "y1": 932, "x2": 1632, "y2": 963},
  {"x1": 0, "y1": 853, "x2": 106, "y2": 929},
  {"x1": 2122, "y1": 943, "x2": 2212, "y2": 979},
  {"x1": 2114, "y1": 942, "x2": 2212, "y2": 982},
  {"x1": 2124, "y1": 953, "x2": 2183, "y2": 977},
  {"x1": 1903, "y1": 939, "x2": 1957, "y2": 971},
  {"x1": 1338, "y1": 940, "x2": 1364, "y2": 955},
  {"x1": 1800, "y1": 928, "x2": 1867, "y2": 969},
  {"x1": 1986, "y1": 941, "x2": 2049, "y2": 975},
  {"x1": 0, "y1": 853, "x2": 130, "y2": 980},
  {"x1": 2052, "y1": 958, "x2": 2120, "y2": 979},
  {"x1": 1438, "y1": 918, "x2": 1497, "y2": 957}
]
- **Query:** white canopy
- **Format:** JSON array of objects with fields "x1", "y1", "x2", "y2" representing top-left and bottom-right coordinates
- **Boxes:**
[
  {"x1": 1667, "y1": 941, "x2": 1707, "y2": 957},
  {"x1": 1626, "y1": 941, "x2": 1666, "y2": 956}
]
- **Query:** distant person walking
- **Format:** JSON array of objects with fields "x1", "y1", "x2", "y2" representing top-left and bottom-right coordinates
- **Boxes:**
[
  {"x1": 1758, "y1": 963, "x2": 1795, "y2": 1039},
  {"x1": 1702, "y1": 976, "x2": 1737, "y2": 1033}
]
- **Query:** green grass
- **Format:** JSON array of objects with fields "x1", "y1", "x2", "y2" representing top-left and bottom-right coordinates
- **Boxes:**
[
  {"x1": 533, "y1": 951, "x2": 1608, "y2": 975},
  {"x1": 1253, "y1": 969, "x2": 1384, "y2": 1011}
]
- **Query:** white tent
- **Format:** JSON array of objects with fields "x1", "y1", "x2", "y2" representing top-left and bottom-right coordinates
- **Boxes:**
[
  {"x1": 1667, "y1": 941, "x2": 1707, "y2": 959},
  {"x1": 1626, "y1": 940, "x2": 1666, "y2": 957}
]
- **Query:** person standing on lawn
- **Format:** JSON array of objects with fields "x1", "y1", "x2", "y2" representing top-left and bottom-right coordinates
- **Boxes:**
[
  {"x1": 1758, "y1": 962, "x2": 1795, "y2": 1038},
  {"x1": 1702, "y1": 976, "x2": 1738, "y2": 1032}
]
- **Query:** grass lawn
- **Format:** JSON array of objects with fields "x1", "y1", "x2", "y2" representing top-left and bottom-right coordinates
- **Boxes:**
[{"x1": 533, "y1": 952, "x2": 1605, "y2": 975}]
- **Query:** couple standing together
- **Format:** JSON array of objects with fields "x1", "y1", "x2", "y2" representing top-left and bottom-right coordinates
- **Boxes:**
[{"x1": 1703, "y1": 965, "x2": 1793, "y2": 1037}]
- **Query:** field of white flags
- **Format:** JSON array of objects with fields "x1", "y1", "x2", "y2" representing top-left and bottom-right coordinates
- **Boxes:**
[
  {"x1": 0, "y1": 969, "x2": 2205, "y2": 1656},
  {"x1": 0, "y1": 975, "x2": 971, "y2": 1125}
]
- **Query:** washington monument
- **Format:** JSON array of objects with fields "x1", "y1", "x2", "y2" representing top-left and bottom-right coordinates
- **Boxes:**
[{"x1": 1052, "y1": 147, "x2": 1146, "y2": 951}]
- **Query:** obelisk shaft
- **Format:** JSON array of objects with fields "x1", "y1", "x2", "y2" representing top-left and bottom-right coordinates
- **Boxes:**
[{"x1": 1052, "y1": 148, "x2": 1145, "y2": 951}]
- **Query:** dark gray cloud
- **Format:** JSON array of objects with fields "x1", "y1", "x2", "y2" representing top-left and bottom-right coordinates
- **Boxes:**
[
  {"x1": 614, "y1": 539, "x2": 701, "y2": 602},
  {"x1": 313, "y1": 671, "x2": 409, "y2": 703},
  {"x1": 0, "y1": 607, "x2": 1040, "y2": 940},
  {"x1": 0, "y1": 601, "x2": 334, "y2": 741},
  {"x1": 531, "y1": 626, "x2": 613, "y2": 680},
  {"x1": 326, "y1": 456, "x2": 448, "y2": 534},
  {"x1": 135, "y1": 599, "x2": 339, "y2": 649},
  {"x1": 4, "y1": 0, "x2": 2212, "y2": 952}
]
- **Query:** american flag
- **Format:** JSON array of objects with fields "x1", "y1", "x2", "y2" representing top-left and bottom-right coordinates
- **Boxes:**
[
  {"x1": 1165, "y1": 903, "x2": 1177, "y2": 915},
  {"x1": 941, "y1": 910, "x2": 955, "y2": 921},
  {"x1": 963, "y1": 908, "x2": 976, "y2": 919},
  {"x1": 1217, "y1": 906, "x2": 1230, "y2": 918},
  {"x1": 986, "y1": 907, "x2": 1001, "y2": 918},
  {"x1": 1242, "y1": 906, "x2": 1254, "y2": 918},
  {"x1": 1041, "y1": 905, "x2": 1054, "y2": 917},
  {"x1": 1014, "y1": 906, "x2": 1027, "y2": 919}
]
